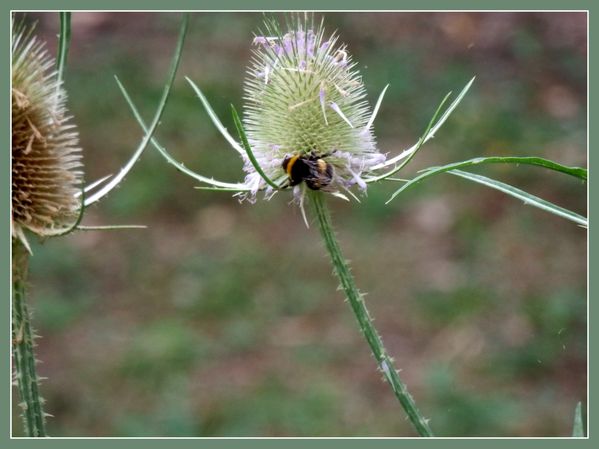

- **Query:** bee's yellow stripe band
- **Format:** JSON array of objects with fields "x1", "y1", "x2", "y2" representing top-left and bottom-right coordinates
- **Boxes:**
[{"x1": 285, "y1": 155, "x2": 300, "y2": 177}]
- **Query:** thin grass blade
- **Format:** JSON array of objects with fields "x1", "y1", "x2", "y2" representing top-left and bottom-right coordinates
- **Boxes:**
[{"x1": 572, "y1": 402, "x2": 584, "y2": 437}]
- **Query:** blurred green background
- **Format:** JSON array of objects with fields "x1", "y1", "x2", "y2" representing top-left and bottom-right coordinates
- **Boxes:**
[{"x1": 13, "y1": 12, "x2": 586, "y2": 437}]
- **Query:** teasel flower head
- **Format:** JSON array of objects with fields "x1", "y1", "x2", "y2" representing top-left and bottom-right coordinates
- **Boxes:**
[
  {"x1": 12, "y1": 23, "x2": 83, "y2": 248},
  {"x1": 171, "y1": 14, "x2": 473, "y2": 219},
  {"x1": 241, "y1": 14, "x2": 386, "y2": 200}
]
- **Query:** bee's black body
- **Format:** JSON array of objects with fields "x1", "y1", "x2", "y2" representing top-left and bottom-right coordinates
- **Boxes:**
[{"x1": 282, "y1": 152, "x2": 334, "y2": 190}]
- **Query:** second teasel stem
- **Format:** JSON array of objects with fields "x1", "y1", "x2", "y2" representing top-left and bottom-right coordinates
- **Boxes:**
[
  {"x1": 309, "y1": 191, "x2": 433, "y2": 437},
  {"x1": 12, "y1": 240, "x2": 47, "y2": 437}
]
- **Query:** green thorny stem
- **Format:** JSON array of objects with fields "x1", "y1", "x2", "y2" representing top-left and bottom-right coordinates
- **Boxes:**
[
  {"x1": 310, "y1": 191, "x2": 433, "y2": 437},
  {"x1": 12, "y1": 240, "x2": 47, "y2": 437}
]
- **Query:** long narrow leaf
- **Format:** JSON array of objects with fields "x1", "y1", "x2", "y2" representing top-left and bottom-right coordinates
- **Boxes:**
[
  {"x1": 231, "y1": 105, "x2": 279, "y2": 189},
  {"x1": 85, "y1": 13, "x2": 189, "y2": 206},
  {"x1": 448, "y1": 169, "x2": 587, "y2": 227},
  {"x1": 389, "y1": 156, "x2": 586, "y2": 200}
]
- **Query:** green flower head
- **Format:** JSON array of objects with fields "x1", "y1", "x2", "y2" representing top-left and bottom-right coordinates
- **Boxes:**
[
  {"x1": 241, "y1": 14, "x2": 387, "y2": 200},
  {"x1": 183, "y1": 14, "x2": 472, "y2": 213}
]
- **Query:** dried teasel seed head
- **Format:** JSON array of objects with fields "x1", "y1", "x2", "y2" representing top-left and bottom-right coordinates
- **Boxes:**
[{"x1": 12, "y1": 22, "x2": 83, "y2": 245}]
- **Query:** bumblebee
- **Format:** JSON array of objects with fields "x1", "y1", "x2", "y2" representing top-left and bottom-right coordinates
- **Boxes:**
[{"x1": 282, "y1": 152, "x2": 334, "y2": 190}]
